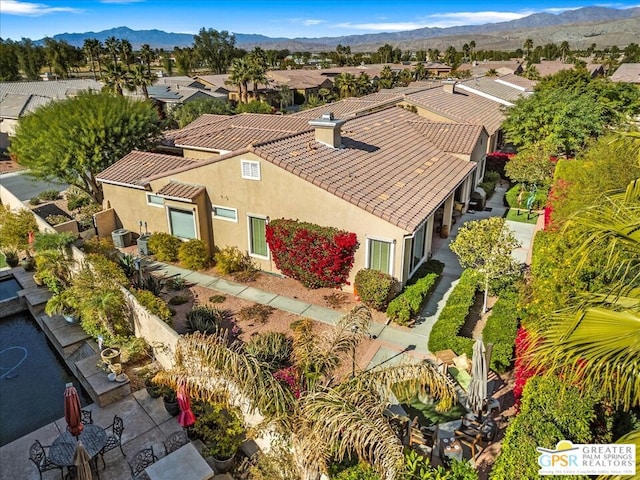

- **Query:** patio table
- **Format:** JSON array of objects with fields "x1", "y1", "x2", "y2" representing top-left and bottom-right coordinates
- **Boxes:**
[
  {"x1": 49, "y1": 423, "x2": 106, "y2": 478},
  {"x1": 145, "y1": 443, "x2": 214, "y2": 480}
]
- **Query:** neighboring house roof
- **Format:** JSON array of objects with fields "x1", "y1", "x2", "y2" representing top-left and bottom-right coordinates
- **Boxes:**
[
  {"x1": 457, "y1": 61, "x2": 524, "y2": 76},
  {"x1": 250, "y1": 107, "x2": 476, "y2": 232},
  {"x1": 96, "y1": 150, "x2": 198, "y2": 188},
  {"x1": 169, "y1": 114, "x2": 312, "y2": 152},
  {"x1": 147, "y1": 85, "x2": 226, "y2": 103},
  {"x1": 457, "y1": 76, "x2": 530, "y2": 104},
  {"x1": 404, "y1": 85, "x2": 506, "y2": 134},
  {"x1": 407, "y1": 121, "x2": 486, "y2": 154},
  {"x1": 0, "y1": 93, "x2": 52, "y2": 118},
  {"x1": 0, "y1": 79, "x2": 103, "y2": 100},
  {"x1": 292, "y1": 92, "x2": 404, "y2": 119},
  {"x1": 610, "y1": 63, "x2": 640, "y2": 83},
  {"x1": 529, "y1": 60, "x2": 604, "y2": 77},
  {"x1": 495, "y1": 74, "x2": 537, "y2": 91},
  {"x1": 155, "y1": 181, "x2": 205, "y2": 201},
  {"x1": 154, "y1": 76, "x2": 205, "y2": 89}
]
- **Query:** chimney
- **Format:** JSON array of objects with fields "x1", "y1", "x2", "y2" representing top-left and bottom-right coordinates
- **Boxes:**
[
  {"x1": 308, "y1": 112, "x2": 346, "y2": 149},
  {"x1": 442, "y1": 79, "x2": 457, "y2": 94}
]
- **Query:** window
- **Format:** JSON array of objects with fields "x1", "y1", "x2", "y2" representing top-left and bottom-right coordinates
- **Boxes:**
[
  {"x1": 367, "y1": 238, "x2": 393, "y2": 275},
  {"x1": 248, "y1": 216, "x2": 268, "y2": 258},
  {"x1": 212, "y1": 205, "x2": 237, "y2": 222},
  {"x1": 168, "y1": 208, "x2": 196, "y2": 239},
  {"x1": 146, "y1": 194, "x2": 164, "y2": 207},
  {"x1": 241, "y1": 160, "x2": 261, "y2": 180}
]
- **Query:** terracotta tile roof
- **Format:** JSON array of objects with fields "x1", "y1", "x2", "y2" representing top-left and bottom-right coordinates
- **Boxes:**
[
  {"x1": 408, "y1": 121, "x2": 485, "y2": 154},
  {"x1": 251, "y1": 107, "x2": 476, "y2": 232},
  {"x1": 610, "y1": 63, "x2": 640, "y2": 83},
  {"x1": 171, "y1": 113, "x2": 312, "y2": 152},
  {"x1": 405, "y1": 86, "x2": 506, "y2": 134},
  {"x1": 155, "y1": 181, "x2": 204, "y2": 201},
  {"x1": 292, "y1": 92, "x2": 404, "y2": 119},
  {"x1": 495, "y1": 74, "x2": 537, "y2": 91},
  {"x1": 457, "y1": 61, "x2": 524, "y2": 76},
  {"x1": 457, "y1": 77, "x2": 530, "y2": 104},
  {"x1": 96, "y1": 151, "x2": 198, "y2": 188}
]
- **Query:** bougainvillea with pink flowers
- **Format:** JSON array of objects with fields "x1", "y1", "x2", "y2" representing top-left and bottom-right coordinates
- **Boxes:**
[{"x1": 265, "y1": 219, "x2": 359, "y2": 289}]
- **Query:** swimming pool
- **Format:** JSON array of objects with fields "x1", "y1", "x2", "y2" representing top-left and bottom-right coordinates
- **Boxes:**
[
  {"x1": 0, "y1": 278, "x2": 21, "y2": 301},
  {"x1": 0, "y1": 312, "x2": 90, "y2": 446}
]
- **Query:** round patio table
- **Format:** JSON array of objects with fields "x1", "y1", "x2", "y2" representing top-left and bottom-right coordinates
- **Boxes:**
[{"x1": 49, "y1": 423, "x2": 107, "y2": 467}]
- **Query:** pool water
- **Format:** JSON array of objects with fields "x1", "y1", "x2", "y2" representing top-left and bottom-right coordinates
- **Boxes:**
[
  {"x1": 0, "y1": 278, "x2": 21, "y2": 301},
  {"x1": 0, "y1": 312, "x2": 90, "y2": 446}
]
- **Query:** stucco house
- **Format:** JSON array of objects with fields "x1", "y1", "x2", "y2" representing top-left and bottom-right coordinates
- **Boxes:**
[{"x1": 97, "y1": 106, "x2": 485, "y2": 288}]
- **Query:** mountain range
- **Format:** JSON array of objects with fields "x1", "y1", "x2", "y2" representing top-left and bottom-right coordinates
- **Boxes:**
[{"x1": 46, "y1": 6, "x2": 640, "y2": 51}]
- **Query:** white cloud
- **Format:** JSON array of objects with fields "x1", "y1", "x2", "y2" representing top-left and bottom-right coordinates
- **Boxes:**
[
  {"x1": 0, "y1": 0, "x2": 82, "y2": 15},
  {"x1": 303, "y1": 19, "x2": 325, "y2": 26}
]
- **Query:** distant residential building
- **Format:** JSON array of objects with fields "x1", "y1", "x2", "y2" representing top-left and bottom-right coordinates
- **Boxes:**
[{"x1": 610, "y1": 63, "x2": 640, "y2": 84}]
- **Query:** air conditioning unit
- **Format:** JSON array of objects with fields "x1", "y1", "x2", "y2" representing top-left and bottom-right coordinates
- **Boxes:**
[{"x1": 111, "y1": 229, "x2": 132, "y2": 248}]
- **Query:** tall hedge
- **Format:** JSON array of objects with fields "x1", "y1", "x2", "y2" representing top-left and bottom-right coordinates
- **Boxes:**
[
  {"x1": 386, "y1": 273, "x2": 438, "y2": 326},
  {"x1": 265, "y1": 219, "x2": 358, "y2": 288},
  {"x1": 482, "y1": 289, "x2": 520, "y2": 373},
  {"x1": 427, "y1": 269, "x2": 479, "y2": 357}
]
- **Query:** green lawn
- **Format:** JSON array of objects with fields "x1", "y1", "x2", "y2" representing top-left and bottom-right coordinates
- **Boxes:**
[
  {"x1": 0, "y1": 252, "x2": 6, "y2": 268},
  {"x1": 505, "y1": 208, "x2": 540, "y2": 224}
]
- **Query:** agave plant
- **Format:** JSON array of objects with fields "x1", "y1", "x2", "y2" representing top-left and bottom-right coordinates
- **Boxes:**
[
  {"x1": 156, "y1": 305, "x2": 456, "y2": 479},
  {"x1": 185, "y1": 305, "x2": 231, "y2": 335}
]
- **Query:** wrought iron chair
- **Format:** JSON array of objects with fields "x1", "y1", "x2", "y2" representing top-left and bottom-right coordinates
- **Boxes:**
[
  {"x1": 100, "y1": 415, "x2": 125, "y2": 467},
  {"x1": 128, "y1": 446, "x2": 158, "y2": 480},
  {"x1": 81, "y1": 409, "x2": 93, "y2": 425},
  {"x1": 28, "y1": 440, "x2": 64, "y2": 480},
  {"x1": 163, "y1": 430, "x2": 189, "y2": 455}
]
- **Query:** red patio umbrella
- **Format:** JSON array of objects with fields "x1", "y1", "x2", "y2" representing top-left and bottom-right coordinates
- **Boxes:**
[
  {"x1": 177, "y1": 386, "x2": 196, "y2": 428},
  {"x1": 64, "y1": 382, "x2": 83, "y2": 437}
]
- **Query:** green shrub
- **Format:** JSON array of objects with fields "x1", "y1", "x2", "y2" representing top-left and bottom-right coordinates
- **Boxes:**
[
  {"x1": 132, "y1": 289, "x2": 172, "y2": 324},
  {"x1": 479, "y1": 170, "x2": 501, "y2": 197},
  {"x1": 192, "y1": 403, "x2": 244, "y2": 460},
  {"x1": 427, "y1": 269, "x2": 480, "y2": 357},
  {"x1": 386, "y1": 273, "x2": 439, "y2": 326},
  {"x1": 131, "y1": 274, "x2": 165, "y2": 296},
  {"x1": 29, "y1": 196, "x2": 40, "y2": 206},
  {"x1": 33, "y1": 231, "x2": 76, "y2": 252},
  {"x1": 39, "y1": 189, "x2": 61, "y2": 201},
  {"x1": 66, "y1": 191, "x2": 91, "y2": 210},
  {"x1": 407, "y1": 259, "x2": 444, "y2": 285},
  {"x1": 148, "y1": 233, "x2": 182, "y2": 262},
  {"x1": 209, "y1": 295, "x2": 226, "y2": 303},
  {"x1": 178, "y1": 239, "x2": 210, "y2": 270},
  {"x1": 244, "y1": 331, "x2": 293, "y2": 370},
  {"x1": 354, "y1": 269, "x2": 398, "y2": 311},
  {"x1": 82, "y1": 236, "x2": 118, "y2": 259},
  {"x1": 332, "y1": 463, "x2": 381, "y2": 480},
  {"x1": 238, "y1": 304, "x2": 274, "y2": 324},
  {"x1": 491, "y1": 376, "x2": 596, "y2": 480},
  {"x1": 77, "y1": 203, "x2": 101, "y2": 230},
  {"x1": 168, "y1": 295, "x2": 189, "y2": 306},
  {"x1": 482, "y1": 290, "x2": 520, "y2": 373},
  {"x1": 185, "y1": 305, "x2": 231, "y2": 334},
  {"x1": 168, "y1": 276, "x2": 187, "y2": 290},
  {"x1": 214, "y1": 245, "x2": 254, "y2": 274},
  {"x1": 117, "y1": 253, "x2": 137, "y2": 278}
]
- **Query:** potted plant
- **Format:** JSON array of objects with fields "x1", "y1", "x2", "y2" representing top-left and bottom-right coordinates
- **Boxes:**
[
  {"x1": 144, "y1": 377, "x2": 163, "y2": 398},
  {"x1": 21, "y1": 253, "x2": 35, "y2": 271},
  {"x1": 193, "y1": 403, "x2": 244, "y2": 472},
  {"x1": 45, "y1": 290, "x2": 80, "y2": 323},
  {"x1": 3, "y1": 249, "x2": 19, "y2": 268},
  {"x1": 100, "y1": 346, "x2": 121, "y2": 365},
  {"x1": 161, "y1": 386, "x2": 180, "y2": 416}
]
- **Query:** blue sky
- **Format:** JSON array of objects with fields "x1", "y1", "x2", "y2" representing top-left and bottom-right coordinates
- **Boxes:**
[{"x1": 1, "y1": 0, "x2": 638, "y2": 41}]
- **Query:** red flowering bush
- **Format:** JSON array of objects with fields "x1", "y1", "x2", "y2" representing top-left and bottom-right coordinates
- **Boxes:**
[
  {"x1": 513, "y1": 326, "x2": 537, "y2": 406},
  {"x1": 265, "y1": 219, "x2": 359, "y2": 289},
  {"x1": 273, "y1": 366, "x2": 301, "y2": 399}
]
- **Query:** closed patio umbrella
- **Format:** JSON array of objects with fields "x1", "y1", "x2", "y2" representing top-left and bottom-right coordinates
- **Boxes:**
[
  {"x1": 467, "y1": 338, "x2": 487, "y2": 417},
  {"x1": 73, "y1": 440, "x2": 92, "y2": 480},
  {"x1": 177, "y1": 386, "x2": 196, "y2": 428},
  {"x1": 64, "y1": 382, "x2": 83, "y2": 437}
]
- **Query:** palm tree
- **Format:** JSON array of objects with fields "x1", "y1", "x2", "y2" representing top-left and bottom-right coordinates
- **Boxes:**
[
  {"x1": 559, "y1": 41, "x2": 571, "y2": 63},
  {"x1": 104, "y1": 36, "x2": 120, "y2": 65},
  {"x1": 226, "y1": 57, "x2": 251, "y2": 104},
  {"x1": 469, "y1": 40, "x2": 477, "y2": 61},
  {"x1": 412, "y1": 63, "x2": 426, "y2": 81},
  {"x1": 247, "y1": 51, "x2": 268, "y2": 102},
  {"x1": 528, "y1": 179, "x2": 640, "y2": 411},
  {"x1": 156, "y1": 305, "x2": 456, "y2": 478},
  {"x1": 119, "y1": 39, "x2": 134, "y2": 71},
  {"x1": 356, "y1": 72, "x2": 373, "y2": 96},
  {"x1": 131, "y1": 64, "x2": 155, "y2": 99},
  {"x1": 83, "y1": 38, "x2": 100, "y2": 80},
  {"x1": 334, "y1": 72, "x2": 358, "y2": 98},
  {"x1": 103, "y1": 62, "x2": 133, "y2": 95},
  {"x1": 524, "y1": 39, "x2": 534, "y2": 59},
  {"x1": 139, "y1": 43, "x2": 153, "y2": 75}
]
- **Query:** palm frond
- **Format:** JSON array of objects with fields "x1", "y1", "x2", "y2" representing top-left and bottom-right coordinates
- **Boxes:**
[
  {"x1": 528, "y1": 307, "x2": 640, "y2": 410},
  {"x1": 300, "y1": 387, "x2": 405, "y2": 479},
  {"x1": 596, "y1": 428, "x2": 640, "y2": 480},
  {"x1": 156, "y1": 332, "x2": 296, "y2": 425},
  {"x1": 352, "y1": 361, "x2": 458, "y2": 413}
]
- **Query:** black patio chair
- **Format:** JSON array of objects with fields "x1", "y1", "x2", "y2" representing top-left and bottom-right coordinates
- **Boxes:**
[
  {"x1": 81, "y1": 409, "x2": 93, "y2": 425},
  {"x1": 28, "y1": 440, "x2": 64, "y2": 480},
  {"x1": 163, "y1": 430, "x2": 189, "y2": 455},
  {"x1": 99, "y1": 415, "x2": 125, "y2": 468},
  {"x1": 128, "y1": 446, "x2": 158, "y2": 480}
]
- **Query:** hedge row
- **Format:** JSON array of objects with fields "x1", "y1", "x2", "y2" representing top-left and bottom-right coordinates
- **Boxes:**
[
  {"x1": 386, "y1": 273, "x2": 438, "y2": 326},
  {"x1": 427, "y1": 269, "x2": 480, "y2": 357},
  {"x1": 482, "y1": 289, "x2": 519, "y2": 373}
]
